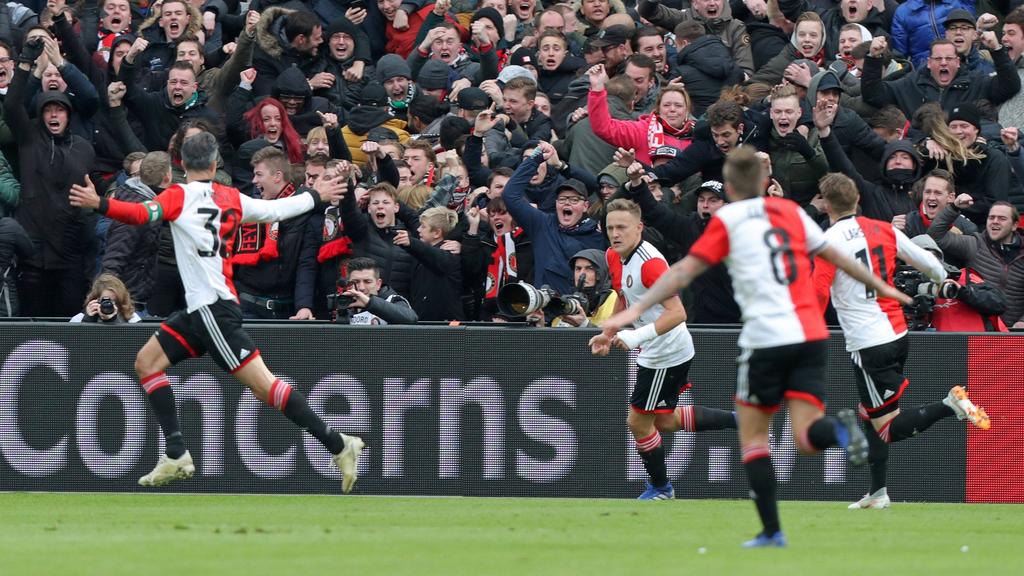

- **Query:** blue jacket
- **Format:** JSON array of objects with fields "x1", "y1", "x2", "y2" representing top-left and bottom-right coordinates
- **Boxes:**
[
  {"x1": 503, "y1": 153, "x2": 607, "y2": 294},
  {"x1": 892, "y1": 0, "x2": 974, "y2": 68}
]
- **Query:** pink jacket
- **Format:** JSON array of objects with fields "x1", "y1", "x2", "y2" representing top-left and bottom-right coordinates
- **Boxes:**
[{"x1": 587, "y1": 89, "x2": 693, "y2": 165}]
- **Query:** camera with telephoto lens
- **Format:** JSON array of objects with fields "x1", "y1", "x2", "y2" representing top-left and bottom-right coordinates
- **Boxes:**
[
  {"x1": 496, "y1": 279, "x2": 589, "y2": 318},
  {"x1": 892, "y1": 265, "x2": 959, "y2": 331},
  {"x1": 99, "y1": 297, "x2": 115, "y2": 316}
]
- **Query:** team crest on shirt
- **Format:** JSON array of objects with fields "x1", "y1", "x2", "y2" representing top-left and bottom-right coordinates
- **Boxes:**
[
  {"x1": 508, "y1": 252, "x2": 517, "y2": 273},
  {"x1": 485, "y1": 272, "x2": 495, "y2": 293},
  {"x1": 626, "y1": 274, "x2": 633, "y2": 288}
]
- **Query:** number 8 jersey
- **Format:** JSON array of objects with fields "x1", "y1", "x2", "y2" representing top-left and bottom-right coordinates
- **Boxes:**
[
  {"x1": 103, "y1": 180, "x2": 318, "y2": 313},
  {"x1": 688, "y1": 196, "x2": 829, "y2": 349}
]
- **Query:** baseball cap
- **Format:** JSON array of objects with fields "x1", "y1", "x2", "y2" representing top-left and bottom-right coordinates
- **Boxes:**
[
  {"x1": 816, "y1": 72, "x2": 842, "y2": 93},
  {"x1": 556, "y1": 178, "x2": 588, "y2": 199},
  {"x1": 456, "y1": 87, "x2": 491, "y2": 111},
  {"x1": 497, "y1": 65, "x2": 536, "y2": 86},
  {"x1": 911, "y1": 234, "x2": 943, "y2": 258},
  {"x1": 697, "y1": 180, "x2": 726, "y2": 201},
  {"x1": 943, "y1": 9, "x2": 976, "y2": 28},
  {"x1": 590, "y1": 25, "x2": 631, "y2": 49}
]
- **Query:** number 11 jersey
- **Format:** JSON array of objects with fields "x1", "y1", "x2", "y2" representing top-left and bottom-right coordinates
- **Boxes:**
[{"x1": 688, "y1": 196, "x2": 828, "y2": 349}]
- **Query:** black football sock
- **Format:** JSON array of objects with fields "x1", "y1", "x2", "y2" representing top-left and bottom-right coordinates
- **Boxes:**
[
  {"x1": 269, "y1": 379, "x2": 344, "y2": 454},
  {"x1": 141, "y1": 372, "x2": 185, "y2": 459},
  {"x1": 806, "y1": 417, "x2": 841, "y2": 451},
  {"x1": 742, "y1": 445, "x2": 780, "y2": 536},
  {"x1": 679, "y1": 405, "x2": 738, "y2": 431},
  {"x1": 884, "y1": 402, "x2": 955, "y2": 442},
  {"x1": 864, "y1": 421, "x2": 889, "y2": 494},
  {"x1": 636, "y1": 431, "x2": 669, "y2": 487}
]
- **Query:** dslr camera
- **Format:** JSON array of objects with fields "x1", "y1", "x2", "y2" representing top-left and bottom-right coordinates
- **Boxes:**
[
  {"x1": 892, "y1": 265, "x2": 958, "y2": 331},
  {"x1": 99, "y1": 297, "x2": 116, "y2": 316},
  {"x1": 496, "y1": 280, "x2": 589, "y2": 318},
  {"x1": 325, "y1": 276, "x2": 356, "y2": 323}
]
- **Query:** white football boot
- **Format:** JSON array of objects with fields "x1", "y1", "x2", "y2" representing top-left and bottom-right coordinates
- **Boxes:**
[
  {"x1": 138, "y1": 451, "x2": 196, "y2": 487},
  {"x1": 332, "y1": 434, "x2": 365, "y2": 494}
]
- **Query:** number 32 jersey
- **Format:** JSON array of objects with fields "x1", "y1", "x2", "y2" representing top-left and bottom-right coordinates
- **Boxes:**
[
  {"x1": 689, "y1": 196, "x2": 828, "y2": 350},
  {"x1": 104, "y1": 181, "x2": 317, "y2": 312}
]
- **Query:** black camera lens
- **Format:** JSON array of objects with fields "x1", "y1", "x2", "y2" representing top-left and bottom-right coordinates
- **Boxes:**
[{"x1": 99, "y1": 297, "x2": 115, "y2": 316}]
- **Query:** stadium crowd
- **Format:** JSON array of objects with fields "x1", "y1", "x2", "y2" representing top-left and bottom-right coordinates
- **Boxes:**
[{"x1": 0, "y1": 0, "x2": 1022, "y2": 331}]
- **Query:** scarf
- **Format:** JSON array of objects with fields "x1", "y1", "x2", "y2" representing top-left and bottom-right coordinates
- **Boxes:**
[
  {"x1": 233, "y1": 184, "x2": 296, "y2": 266},
  {"x1": 918, "y1": 204, "x2": 933, "y2": 229},
  {"x1": 647, "y1": 113, "x2": 694, "y2": 157},
  {"x1": 485, "y1": 228, "x2": 523, "y2": 299},
  {"x1": 316, "y1": 203, "x2": 353, "y2": 263}
]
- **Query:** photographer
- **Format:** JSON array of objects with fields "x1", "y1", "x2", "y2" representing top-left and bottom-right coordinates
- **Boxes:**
[
  {"x1": 551, "y1": 249, "x2": 618, "y2": 328},
  {"x1": 69, "y1": 273, "x2": 141, "y2": 324},
  {"x1": 335, "y1": 257, "x2": 418, "y2": 325},
  {"x1": 907, "y1": 235, "x2": 1009, "y2": 333},
  {"x1": 929, "y1": 197, "x2": 1024, "y2": 328}
]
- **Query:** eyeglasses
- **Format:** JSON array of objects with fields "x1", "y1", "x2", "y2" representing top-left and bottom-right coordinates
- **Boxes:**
[
  {"x1": 556, "y1": 196, "x2": 585, "y2": 205},
  {"x1": 947, "y1": 25, "x2": 974, "y2": 33}
]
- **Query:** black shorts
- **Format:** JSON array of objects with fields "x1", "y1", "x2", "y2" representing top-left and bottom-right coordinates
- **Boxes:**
[
  {"x1": 735, "y1": 340, "x2": 828, "y2": 413},
  {"x1": 851, "y1": 336, "x2": 909, "y2": 419},
  {"x1": 630, "y1": 360, "x2": 693, "y2": 414},
  {"x1": 156, "y1": 299, "x2": 261, "y2": 373}
]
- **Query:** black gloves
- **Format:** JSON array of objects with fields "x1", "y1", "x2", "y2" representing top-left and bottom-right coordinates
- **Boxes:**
[
  {"x1": 779, "y1": 132, "x2": 817, "y2": 159},
  {"x1": 17, "y1": 38, "x2": 44, "y2": 65}
]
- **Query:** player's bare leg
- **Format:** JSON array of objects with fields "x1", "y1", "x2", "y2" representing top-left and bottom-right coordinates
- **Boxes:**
[
  {"x1": 628, "y1": 409, "x2": 673, "y2": 500},
  {"x1": 136, "y1": 336, "x2": 195, "y2": 487},
  {"x1": 233, "y1": 356, "x2": 364, "y2": 493}
]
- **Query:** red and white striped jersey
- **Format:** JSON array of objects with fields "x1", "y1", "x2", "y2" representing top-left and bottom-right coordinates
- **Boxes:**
[
  {"x1": 104, "y1": 181, "x2": 316, "y2": 312},
  {"x1": 688, "y1": 196, "x2": 828, "y2": 349},
  {"x1": 813, "y1": 215, "x2": 945, "y2": 351},
  {"x1": 608, "y1": 241, "x2": 695, "y2": 369}
]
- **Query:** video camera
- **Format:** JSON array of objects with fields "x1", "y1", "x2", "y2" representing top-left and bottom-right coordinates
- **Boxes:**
[
  {"x1": 325, "y1": 275, "x2": 356, "y2": 323},
  {"x1": 496, "y1": 279, "x2": 589, "y2": 318},
  {"x1": 892, "y1": 265, "x2": 959, "y2": 331}
]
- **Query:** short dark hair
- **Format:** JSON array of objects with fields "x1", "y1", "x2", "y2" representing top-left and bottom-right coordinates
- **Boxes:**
[
  {"x1": 285, "y1": 11, "x2": 322, "y2": 43},
  {"x1": 488, "y1": 166, "x2": 514, "y2": 186},
  {"x1": 439, "y1": 116, "x2": 471, "y2": 151},
  {"x1": 169, "y1": 60, "x2": 197, "y2": 78},
  {"x1": 674, "y1": 20, "x2": 705, "y2": 43},
  {"x1": 632, "y1": 26, "x2": 664, "y2": 50},
  {"x1": 870, "y1": 106, "x2": 907, "y2": 133},
  {"x1": 624, "y1": 54, "x2": 656, "y2": 78},
  {"x1": 503, "y1": 76, "x2": 537, "y2": 100},
  {"x1": 911, "y1": 169, "x2": 955, "y2": 204},
  {"x1": 991, "y1": 200, "x2": 1021, "y2": 222},
  {"x1": 1006, "y1": 7, "x2": 1024, "y2": 29},
  {"x1": 930, "y1": 38, "x2": 957, "y2": 56},
  {"x1": 347, "y1": 257, "x2": 381, "y2": 277},
  {"x1": 707, "y1": 100, "x2": 744, "y2": 129}
]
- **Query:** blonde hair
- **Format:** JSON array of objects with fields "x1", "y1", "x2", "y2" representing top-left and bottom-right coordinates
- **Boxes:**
[
  {"x1": 83, "y1": 273, "x2": 136, "y2": 319},
  {"x1": 605, "y1": 198, "x2": 642, "y2": 220},
  {"x1": 723, "y1": 147, "x2": 765, "y2": 199},
  {"x1": 913, "y1": 102, "x2": 985, "y2": 172},
  {"x1": 819, "y1": 173, "x2": 859, "y2": 213},
  {"x1": 420, "y1": 206, "x2": 459, "y2": 235},
  {"x1": 397, "y1": 185, "x2": 433, "y2": 211},
  {"x1": 655, "y1": 84, "x2": 691, "y2": 116},
  {"x1": 368, "y1": 182, "x2": 399, "y2": 201}
]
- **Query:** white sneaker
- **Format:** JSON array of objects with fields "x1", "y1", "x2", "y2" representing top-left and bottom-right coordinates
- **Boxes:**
[
  {"x1": 943, "y1": 386, "x2": 991, "y2": 430},
  {"x1": 332, "y1": 434, "x2": 365, "y2": 494},
  {"x1": 848, "y1": 489, "x2": 891, "y2": 509},
  {"x1": 138, "y1": 451, "x2": 195, "y2": 487}
]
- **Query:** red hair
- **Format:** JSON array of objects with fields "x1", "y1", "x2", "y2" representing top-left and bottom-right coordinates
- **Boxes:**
[{"x1": 243, "y1": 97, "x2": 305, "y2": 164}]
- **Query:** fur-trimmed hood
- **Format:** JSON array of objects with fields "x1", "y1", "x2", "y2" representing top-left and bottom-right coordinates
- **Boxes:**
[
  {"x1": 572, "y1": 0, "x2": 629, "y2": 28},
  {"x1": 255, "y1": 6, "x2": 295, "y2": 59}
]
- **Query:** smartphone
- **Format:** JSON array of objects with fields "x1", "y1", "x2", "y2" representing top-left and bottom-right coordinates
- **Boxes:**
[{"x1": 349, "y1": 0, "x2": 367, "y2": 10}]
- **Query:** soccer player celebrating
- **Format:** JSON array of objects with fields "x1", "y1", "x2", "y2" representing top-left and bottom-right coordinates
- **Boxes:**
[
  {"x1": 595, "y1": 147, "x2": 911, "y2": 548},
  {"x1": 812, "y1": 172, "x2": 991, "y2": 510},
  {"x1": 594, "y1": 165, "x2": 737, "y2": 500},
  {"x1": 69, "y1": 133, "x2": 365, "y2": 492}
]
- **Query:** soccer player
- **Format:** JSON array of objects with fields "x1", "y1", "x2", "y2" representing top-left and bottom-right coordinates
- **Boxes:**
[
  {"x1": 69, "y1": 133, "x2": 365, "y2": 492},
  {"x1": 595, "y1": 147, "x2": 910, "y2": 548},
  {"x1": 594, "y1": 170, "x2": 737, "y2": 500},
  {"x1": 813, "y1": 173, "x2": 991, "y2": 510}
]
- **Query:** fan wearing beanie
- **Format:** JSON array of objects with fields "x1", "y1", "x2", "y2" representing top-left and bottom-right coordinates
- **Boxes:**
[
  {"x1": 342, "y1": 83, "x2": 412, "y2": 163},
  {"x1": 409, "y1": 2, "x2": 500, "y2": 88},
  {"x1": 311, "y1": 17, "x2": 374, "y2": 109},
  {"x1": 377, "y1": 54, "x2": 416, "y2": 121}
]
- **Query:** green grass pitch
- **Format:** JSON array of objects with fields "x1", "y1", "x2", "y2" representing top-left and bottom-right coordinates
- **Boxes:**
[{"x1": 1, "y1": 493, "x2": 1021, "y2": 575}]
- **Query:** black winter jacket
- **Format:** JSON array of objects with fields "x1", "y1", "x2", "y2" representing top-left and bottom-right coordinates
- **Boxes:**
[
  {"x1": 101, "y1": 179, "x2": 161, "y2": 305},
  {"x1": 0, "y1": 216, "x2": 32, "y2": 316},
  {"x1": 340, "y1": 187, "x2": 418, "y2": 298},
  {"x1": 628, "y1": 180, "x2": 740, "y2": 324},
  {"x1": 233, "y1": 189, "x2": 316, "y2": 298},
  {"x1": 654, "y1": 108, "x2": 770, "y2": 185},
  {"x1": 821, "y1": 133, "x2": 918, "y2": 223},
  {"x1": 4, "y1": 69, "x2": 96, "y2": 269},
  {"x1": 403, "y1": 237, "x2": 464, "y2": 322},
  {"x1": 674, "y1": 35, "x2": 743, "y2": 116},
  {"x1": 538, "y1": 56, "x2": 586, "y2": 107}
]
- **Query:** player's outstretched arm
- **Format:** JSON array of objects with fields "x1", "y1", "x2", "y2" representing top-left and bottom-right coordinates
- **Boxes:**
[
  {"x1": 239, "y1": 174, "x2": 348, "y2": 224},
  {"x1": 71, "y1": 174, "x2": 176, "y2": 225},
  {"x1": 818, "y1": 244, "x2": 912, "y2": 305}
]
